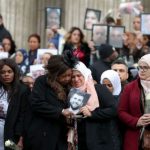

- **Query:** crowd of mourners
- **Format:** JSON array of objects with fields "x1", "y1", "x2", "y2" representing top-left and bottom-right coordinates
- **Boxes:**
[{"x1": 1, "y1": 3, "x2": 150, "y2": 150}]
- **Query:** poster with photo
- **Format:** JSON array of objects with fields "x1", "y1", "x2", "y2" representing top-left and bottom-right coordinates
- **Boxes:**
[
  {"x1": 108, "y1": 25, "x2": 125, "y2": 48},
  {"x1": 92, "y1": 24, "x2": 108, "y2": 46},
  {"x1": 141, "y1": 13, "x2": 150, "y2": 35},
  {"x1": 37, "y1": 49, "x2": 58, "y2": 64},
  {"x1": 45, "y1": 7, "x2": 61, "y2": 29},
  {"x1": 0, "y1": 52, "x2": 9, "y2": 59},
  {"x1": 68, "y1": 88, "x2": 91, "y2": 115},
  {"x1": 84, "y1": 8, "x2": 101, "y2": 30},
  {"x1": 30, "y1": 64, "x2": 45, "y2": 80}
]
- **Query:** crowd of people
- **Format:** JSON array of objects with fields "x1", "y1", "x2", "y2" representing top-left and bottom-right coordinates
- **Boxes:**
[{"x1": 0, "y1": 2, "x2": 150, "y2": 150}]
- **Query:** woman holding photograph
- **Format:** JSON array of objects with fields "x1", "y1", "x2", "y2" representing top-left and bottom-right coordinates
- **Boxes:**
[
  {"x1": 0, "y1": 58, "x2": 30, "y2": 150},
  {"x1": 68, "y1": 61, "x2": 117, "y2": 150},
  {"x1": 63, "y1": 27, "x2": 91, "y2": 67},
  {"x1": 24, "y1": 53, "x2": 76, "y2": 150}
]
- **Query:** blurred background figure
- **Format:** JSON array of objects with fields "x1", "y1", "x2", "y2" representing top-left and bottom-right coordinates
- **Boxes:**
[
  {"x1": 133, "y1": 16, "x2": 141, "y2": 32},
  {"x1": 28, "y1": 34, "x2": 41, "y2": 66},
  {"x1": 111, "y1": 60, "x2": 129, "y2": 90},
  {"x1": 0, "y1": 14, "x2": 12, "y2": 43},
  {"x1": 15, "y1": 49, "x2": 29, "y2": 76},
  {"x1": 2, "y1": 36, "x2": 16, "y2": 57},
  {"x1": 90, "y1": 44, "x2": 118, "y2": 83},
  {"x1": 63, "y1": 27, "x2": 91, "y2": 67}
]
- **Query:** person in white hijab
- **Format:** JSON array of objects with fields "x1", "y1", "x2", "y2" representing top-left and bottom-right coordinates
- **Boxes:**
[
  {"x1": 68, "y1": 61, "x2": 117, "y2": 150},
  {"x1": 100, "y1": 70, "x2": 121, "y2": 96},
  {"x1": 72, "y1": 61, "x2": 99, "y2": 111}
]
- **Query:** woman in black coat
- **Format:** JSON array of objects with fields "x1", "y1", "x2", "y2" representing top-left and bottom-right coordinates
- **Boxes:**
[
  {"x1": 0, "y1": 58, "x2": 30, "y2": 150},
  {"x1": 24, "y1": 54, "x2": 76, "y2": 150},
  {"x1": 63, "y1": 27, "x2": 91, "y2": 67}
]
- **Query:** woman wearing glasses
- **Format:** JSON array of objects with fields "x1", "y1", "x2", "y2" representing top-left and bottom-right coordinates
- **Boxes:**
[{"x1": 118, "y1": 54, "x2": 150, "y2": 150}]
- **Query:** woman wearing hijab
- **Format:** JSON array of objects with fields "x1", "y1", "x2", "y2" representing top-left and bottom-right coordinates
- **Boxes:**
[
  {"x1": 118, "y1": 54, "x2": 150, "y2": 150},
  {"x1": 100, "y1": 70, "x2": 122, "y2": 150},
  {"x1": 100, "y1": 69, "x2": 121, "y2": 102},
  {"x1": 15, "y1": 49, "x2": 29, "y2": 76},
  {"x1": 69, "y1": 61, "x2": 117, "y2": 150}
]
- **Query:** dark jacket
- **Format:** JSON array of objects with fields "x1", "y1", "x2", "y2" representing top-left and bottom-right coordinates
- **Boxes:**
[
  {"x1": 118, "y1": 78, "x2": 142, "y2": 150},
  {"x1": 24, "y1": 75, "x2": 68, "y2": 150},
  {"x1": 0, "y1": 24, "x2": 12, "y2": 42},
  {"x1": 78, "y1": 84, "x2": 117, "y2": 150},
  {"x1": 3, "y1": 83, "x2": 30, "y2": 150},
  {"x1": 63, "y1": 42, "x2": 91, "y2": 67},
  {"x1": 90, "y1": 59, "x2": 111, "y2": 83}
]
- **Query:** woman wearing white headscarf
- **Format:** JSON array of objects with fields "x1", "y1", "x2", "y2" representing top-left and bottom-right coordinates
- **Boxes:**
[
  {"x1": 68, "y1": 61, "x2": 117, "y2": 150},
  {"x1": 100, "y1": 70, "x2": 121, "y2": 101},
  {"x1": 118, "y1": 54, "x2": 150, "y2": 150},
  {"x1": 100, "y1": 70, "x2": 122, "y2": 150},
  {"x1": 101, "y1": 70, "x2": 121, "y2": 95}
]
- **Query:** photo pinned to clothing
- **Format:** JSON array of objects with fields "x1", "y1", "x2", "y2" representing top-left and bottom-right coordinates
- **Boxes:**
[
  {"x1": 108, "y1": 25, "x2": 125, "y2": 48},
  {"x1": 68, "y1": 88, "x2": 91, "y2": 115},
  {"x1": 141, "y1": 13, "x2": 150, "y2": 35},
  {"x1": 84, "y1": 8, "x2": 101, "y2": 30},
  {"x1": 30, "y1": 64, "x2": 45, "y2": 80},
  {"x1": 45, "y1": 7, "x2": 61, "y2": 29}
]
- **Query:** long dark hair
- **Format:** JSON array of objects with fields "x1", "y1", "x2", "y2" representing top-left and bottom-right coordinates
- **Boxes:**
[
  {"x1": 0, "y1": 58, "x2": 20, "y2": 100},
  {"x1": 45, "y1": 52, "x2": 77, "y2": 100},
  {"x1": 2, "y1": 36, "x2": 16, "y2": 55},
  {"x1": 65, "y1": 27, "x2": 85, "y2": 44}
]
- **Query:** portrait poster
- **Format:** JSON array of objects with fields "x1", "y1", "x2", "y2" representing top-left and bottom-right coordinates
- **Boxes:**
[
  {"x1": 37, "y1": 49, "x2": 58, "y2": 64},
  {"x1": 0, "y1": 52, "x2": 9, "y2": 59},
  {"x1": 30, "y1": 64, "x2": 45, "y2": 80},
  {"x1": 92, "y1": 24, "x2": 108, "y2": 47},
  {"x1": 68, "y1": 88, "x2": 91, "y2": 115},
  {"x1": 141, "y1": 13, "x2": 150, "y2": 35},
  {"x1": 45, "y1": 7, "x2": 61, "y2": 29},
  {"x1": 108, "y1": 25, "x2": 125, "y2": 48},
  {"x1": 84, "y1": 8, "x2": 101, "y2": 30}
]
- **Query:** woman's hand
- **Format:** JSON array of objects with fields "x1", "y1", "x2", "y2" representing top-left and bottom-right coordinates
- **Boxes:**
[
  {"x1": 61, "y1": 109, "x2": 74, "y2": 119},
  {"x1": 80, "y1": 106, "x2": 92, "y2": 117},
  {"x1": 137, "y1": 114, "x2": 150, "y2": 127},
  {"x1": 17, "y1": 136, "x2": 23, "y2": 150}
]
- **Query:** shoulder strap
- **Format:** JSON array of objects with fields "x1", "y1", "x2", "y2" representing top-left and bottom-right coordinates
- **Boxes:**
[{"x1": 140, "y1": 87, "x2": 145, "y2": 114}]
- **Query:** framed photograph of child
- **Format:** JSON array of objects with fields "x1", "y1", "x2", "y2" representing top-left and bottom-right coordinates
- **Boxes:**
[
  {"x1": 84, "y1": 8, "x2": 101, "y2": 30},
  {"x1": 45, "y1": 7, "x2": 61, "y2": 29},
  {"x1": 92, "y1": 24, "x2": 108, "y2": 46},
  {"x1": 108, "y1": 25, "x2": 125, "y2": 48},
  {"x1": 141, "y1": 13, "x2": 150, "y2": 35}
]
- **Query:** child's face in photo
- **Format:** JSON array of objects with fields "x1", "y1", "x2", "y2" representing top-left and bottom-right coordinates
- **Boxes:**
[{"x1": 47, "y1": 9, "x2": 60, "y2": 28}]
